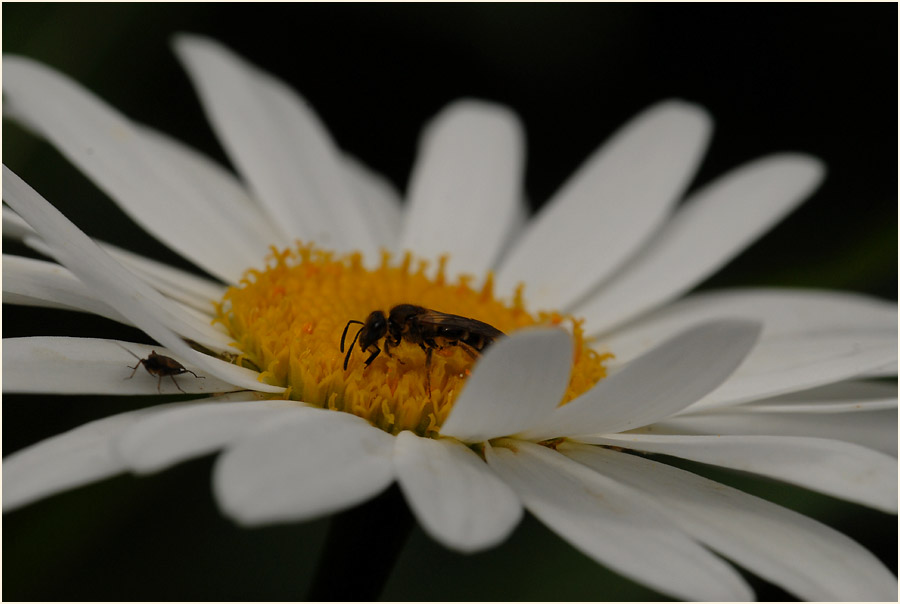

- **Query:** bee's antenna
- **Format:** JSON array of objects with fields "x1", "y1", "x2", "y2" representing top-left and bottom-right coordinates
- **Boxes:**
[
  {"x1": 114, "y1": 341, "x2": 141, "y2": 361},
  {"x1": 343, "y1": 326, "x2": 364, "y2": 371},
  {"x1": 340, "y1": 320, "x2": 365, "y2": 352}
]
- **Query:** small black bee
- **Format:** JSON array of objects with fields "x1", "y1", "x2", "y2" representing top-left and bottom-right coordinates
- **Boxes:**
[
  {"x1": 118, "y1": 344, "x2": 204, "y2": 394},
  {"x1": 340, "y1": 304, "x2": 505, "y2": 391}
]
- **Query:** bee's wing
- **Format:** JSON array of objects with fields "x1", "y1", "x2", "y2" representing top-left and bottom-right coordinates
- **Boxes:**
[{"x1": 415, "y1": 311, "x2": 506, "y2": 339}]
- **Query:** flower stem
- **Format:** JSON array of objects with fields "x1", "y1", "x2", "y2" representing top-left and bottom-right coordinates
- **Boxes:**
[{"x1": 307, "y1": 485, "x2": 414, "y2": 600}]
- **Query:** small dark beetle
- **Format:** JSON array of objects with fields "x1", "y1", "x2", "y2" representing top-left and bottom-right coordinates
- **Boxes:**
[{"x1": 118, "y1": 344, "x2": 204, "y2": 394}]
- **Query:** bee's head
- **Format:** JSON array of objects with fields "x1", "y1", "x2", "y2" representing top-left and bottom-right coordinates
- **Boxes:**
[
  {"x1": 359, "y1": 310, "x2": 387, "y2": 349},
  {"x1": 340, "y1": 311, "x2": 388, "y2": 371}
]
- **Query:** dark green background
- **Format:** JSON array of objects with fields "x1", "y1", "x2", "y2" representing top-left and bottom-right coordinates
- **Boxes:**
[{"x1": 4, "y1": 3, "x2": 896, "y2": 600}]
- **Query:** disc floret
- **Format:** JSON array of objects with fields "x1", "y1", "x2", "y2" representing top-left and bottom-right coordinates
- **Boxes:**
[{"x1": 215, "y1": 244, "x2": 610, "y2": 437}]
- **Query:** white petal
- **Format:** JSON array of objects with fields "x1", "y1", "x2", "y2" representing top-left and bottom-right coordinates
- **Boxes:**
[
  {"x1": 2, "y1": 167, "x2": 282, "y2": 393},
  {"x1": 692, "y1": 331, "x2": 897, "y2": 410},
  {"x1": 2, "y1": 205, "x2": 35, "y2": 240},
  {"x1": 400, "y1": 101, "x2": 524, "y2": 279},
  {"x1": 440, "y1": 328, "x2": 573, "y2": 443},
  {"x1": 137, "y1": 124, "x2": 290, "y2": 254},
  {"x1": 577, "y1": 155, "x2": 825, "y2": 333},
  {"x1": 643, "y1": 407, "x2": 898, "y2": 456},
  {"x1": 3, "y1": 255, "x2": 129, "y2": 322},
  {"x1": 520, "y1": 320, "x2": 760, "y2": 441},
  {"x1": 3, "y1": 336, "x2": 240, "y2": 395},
  {"x1": 6, "y1": 206, "x2": 227, "y2": 316},
  {"x1": 581, "y1": 433, "x2": 897, "y2": 513},
  {"x1": 342, "y1": 154, "x2": 403, "y2": 250},
  {"x1": 600, "y1": 287, "x2": 897, "y2": 366},
  {"x1": 393, "y1": 431, "x2": 522, "y2": 552},
  {"x1": 3, "y1": 402, "x2": 184, "y2": 512},
  {"x1": 213, "y1": 410, "x2": 394, "y2": 525},
  {"x1": 495, "y1": 194, "x2": 531, "y2": 264},
  {"x1": 173, "y1": 34, "x2": 378, "y2": 257},
  {"x1": 2, "y1": 55, "x2": 260, "y2": 283},
  {"x1": 722, "y1": 379, "x2": 897, "y2": 414},
  {"x1": 486, "y1": 440, "x2": 752, "y2": 601},
  {"x1": 116, "y1": 398, "x2": 304, "y2": 473},
  {"x1": 863, "y1": 361, "x2": 898, "y2": 377},
  {"x1": 3, "y1": 254, "x2": 227, "y2": 344},
  {"x1": 495, "y1": 100, "x2": 712, "y2": 309},
  {"x1": 4, "y1": 171, "x2": 234, "y2": 353},
  {"x1": 562, "y1": 443, "x2": 898, "y2": 601},
  {"x1": 102, "y1": 242, "x2": 225, "y2": 316}
]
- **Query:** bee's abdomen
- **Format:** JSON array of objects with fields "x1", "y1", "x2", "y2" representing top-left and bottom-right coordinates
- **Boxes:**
[
  {"x1": 462, "y1": 332, "x2": 494, "y2": 352},
  {"x1": 437, "y1": 326, "x2": 495, "y2": 352}
]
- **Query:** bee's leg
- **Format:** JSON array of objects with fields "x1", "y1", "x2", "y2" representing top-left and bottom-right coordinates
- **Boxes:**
[
  {"x1": 157, "y1": 375, "x2": 164, "y2": 394},
  {"x1": 457, "y1": 342, "x2": 479, "y2": 359},
  {"x1": 385, "y1": 339, "x2": 404, "y2": 364},
  {"x1": 182, "y1": 369, "x2": 204, "y2": 379},
  {"x1": 169, "y1": 375, "x2": 187, "y2": 394},
  {"x1": 424, "y1": 346, "x2": 433, "y2": 396},
  {"x1": 364, "y1": 345, "x2": 381, "y2": 367}
]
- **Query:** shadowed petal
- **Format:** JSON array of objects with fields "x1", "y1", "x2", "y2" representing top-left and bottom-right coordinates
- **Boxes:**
[
  {"x1": 400, "y1": 100, "x2": 524, "y2": 279},
  {"x1": 577, "y1": 154, "x2": 825, "y2": 334},
  {"x1": 173, "y1": 34, "x2": 379, "y2": 257},
  {"x1": 580, "y1": 433, "x2": 897, "y2": 513},
  {"x1": 4, "y1": 254, "x2": 229, "y2": 343},
  {"x1": 394, "y1": 432, "x2": 522, "y2": 552},
  {"x1": 3, "y1": 255, "x2": 129, "y2": 323},
  {"x1": 643, "y1": 406, "x2": 898, "y2": 456},
  {"x1": 691, "y1": 332, "x2": 896, "y2": 410},
  {"x1": 3, "y1": 55, "x2": 269, "y2": 283},
  {"x1": 2, "y1": 167, "x2": 282, "y2": 393},
  {"x1": 562, "y1": 443, "x2": 898, "y2": 601},
  {"x1": 520, "y1": 320, "x2": 760, "y2": 441},
  {"x1": 342, "y1": 154, "x2": 403, "y2": 250},
  {"x1": 136, "y1": 124, "x2": 290, "y2": 254},
  {"x1": 656, "y1": 380, "x2": 899, "y2": 457},
  {"x1": 3, "y1": 402, "x2": 187, "y2": 512},
  {"x1": 495, "y1": 100, "x2": 711, "y2": 309},
  {"x1": 441, "y1": 328, "x2": 572, "y2": 443},
  {"x1": 116, "y1": 398, "x2": 304, "y2": 473},
  {"x1": 213, "y1": 410, "x2": 394, "y2": 525},
  {"x1": 734, "y1": 380, "x2": 897, "y2": 413},
  {"x1": 601, "y1": 287, "x2": 897, "y2": 366},
  {"x1": 486, "y1": 440, "x2": 753, "y2": 601},
  {"x1": 5, "y1": 207, "x2": 228, "y2": 314}
]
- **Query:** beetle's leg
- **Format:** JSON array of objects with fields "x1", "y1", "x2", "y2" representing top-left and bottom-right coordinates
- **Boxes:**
[
  {"x1": 169, "y1": 375, "x2": 187, "y2": 394},
  {"x1": 125, "y1": 361, "x2": 142, "y2": 380}
]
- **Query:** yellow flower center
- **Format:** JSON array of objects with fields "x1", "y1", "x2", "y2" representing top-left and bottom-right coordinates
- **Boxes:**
[{"x1": 214, "y1": 244, "x2": 610, "y2": 438}]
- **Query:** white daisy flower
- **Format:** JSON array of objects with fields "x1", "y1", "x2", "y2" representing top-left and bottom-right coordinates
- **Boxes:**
[{"x1": 3, "y1": 35, "x2": 897, "y2": 601}]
